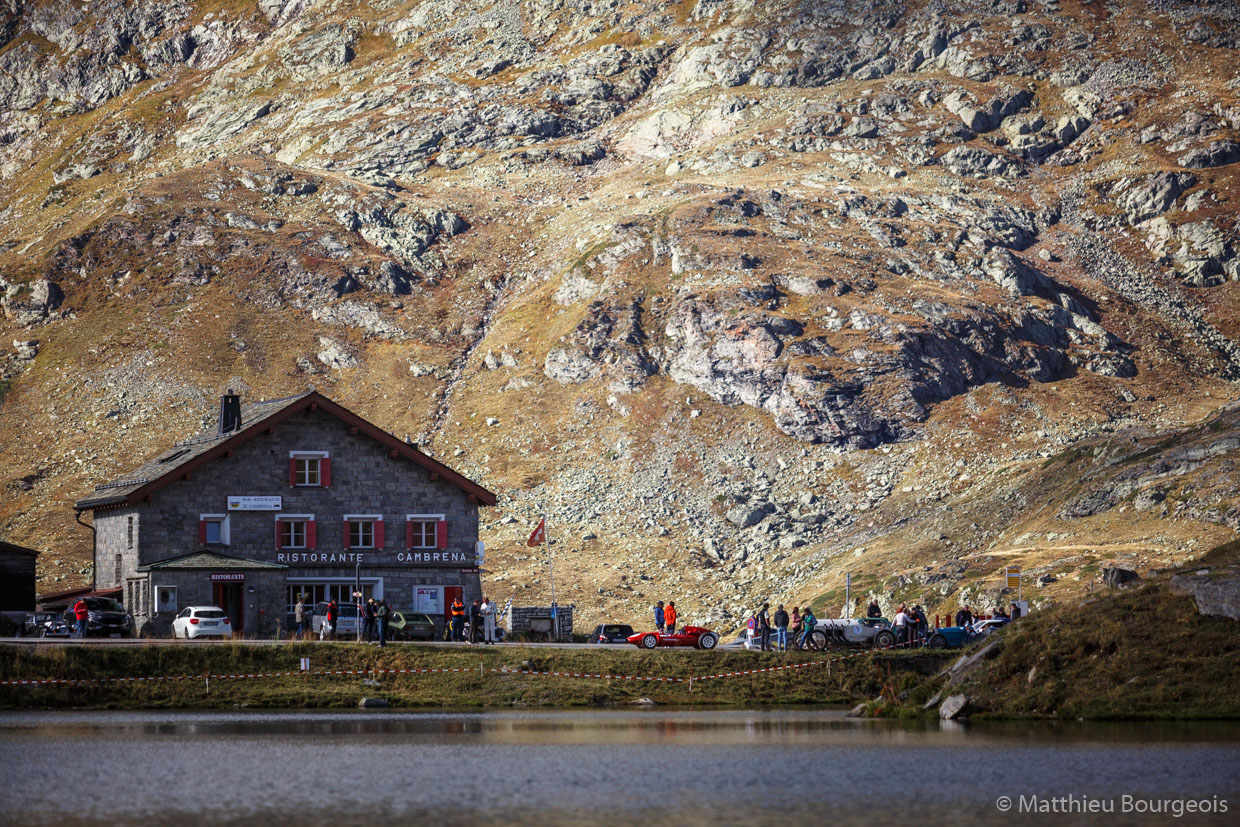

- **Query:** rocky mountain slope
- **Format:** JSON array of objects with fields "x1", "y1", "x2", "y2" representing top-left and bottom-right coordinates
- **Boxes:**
[{"x1": 1, "y1": 0, "x2": 1238, "y2": 630}]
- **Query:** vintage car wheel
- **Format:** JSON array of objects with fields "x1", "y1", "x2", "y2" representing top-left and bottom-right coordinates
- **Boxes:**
[
  {"x1": 873, "y1": 630, "x2": 896, "y2": 649},
  {"x1": 641, "y1": 633, "x2": 659, "y2": 649},
  {"x1": 928, "y1": 633, "x2": 949, "y2": 649},
  {"x1": 808, "y1": 629, "x2": 828, "y2": 651},
  {"x1": 697, "y1": 633, "x2": 718, "y2": 650}
]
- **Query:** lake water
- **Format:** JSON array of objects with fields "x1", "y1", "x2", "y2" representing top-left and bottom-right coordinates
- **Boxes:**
[{"x1": 2, "y1": 709, "x2": 1237, "y2": 825}]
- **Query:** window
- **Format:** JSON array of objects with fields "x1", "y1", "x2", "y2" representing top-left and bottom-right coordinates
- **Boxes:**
[
  {"x1": 287, "y1": 582, "x2": 377, "y2": 617},
  {"x1": 114, "y1": 554, "x2": 122, "y2": 584},
  {"x1": 275, "y1": 514, "x2": 315, "y2": 550},
  {"x1": 344, "y1": 514, "x2": 383, "y2": 549},
  {"x1": 406, "y1": 514, "x2": 446, "y2": 549},
  {"x1": 127, "y1": 515, "x2": 134, "y2": 549},
  {"x1": 289, "y1": 451, "x2": 330, "y2": 487},
  {"x1": 199, "y1": 514, "x2": 230, "y2": 546}
]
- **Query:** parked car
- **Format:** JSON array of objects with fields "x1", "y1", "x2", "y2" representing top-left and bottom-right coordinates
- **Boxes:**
[
  {"x1": 627, "y1": 625, "x2": 719, "y2": 650},
  {"x1": 926, "y1": 625, "x2": 984, "y2": 649},
  {"x1": 312, "y1": 602, "x2": 359, "y2": 639},
  {"x1": 61, "y1": 596, "x2": 134, "y2": 638},
  {"x1": 806, "y1": 617, "x2": 893, "y2": 650},
  {"x1": 24, "y1": 611, "x2": 71, "y2": 638},
  {"x1": 592, "y1": 623, "x2": 635, "y2": 644},
  {"x1": 972, "y1": 618, "x2": 1010, "y2": 636},
  {"x1": 388, "y1": 611, "x2": 436, "y2": 641},
  {"x1": 171, "y1": 606, "x2": 233, "y2": 639}
]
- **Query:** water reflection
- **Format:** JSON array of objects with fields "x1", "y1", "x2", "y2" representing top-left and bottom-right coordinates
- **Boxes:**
[{"x1": 2, "y1": 709, "x2": 1237, "y2": 826}]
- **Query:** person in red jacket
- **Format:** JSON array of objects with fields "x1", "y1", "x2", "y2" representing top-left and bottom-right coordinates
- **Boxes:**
[
  {"x1": 664, "y1": 601, "x2": 678, "y2": 635},
  {"x1": 73, "y1": 598, "x2": 89, "y2": 639}
]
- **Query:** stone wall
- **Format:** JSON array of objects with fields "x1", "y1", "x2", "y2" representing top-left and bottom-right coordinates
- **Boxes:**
[{"x1": 506, "y1": 604, "x2": 574, "y2": 640}]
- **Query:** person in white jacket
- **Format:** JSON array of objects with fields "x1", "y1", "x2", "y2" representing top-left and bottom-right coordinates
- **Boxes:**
[{"x1": 480, "y1": 596, "x2": 497, "y2": 644}]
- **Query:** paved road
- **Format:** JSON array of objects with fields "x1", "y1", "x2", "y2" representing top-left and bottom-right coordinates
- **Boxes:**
[{"x1": 0, "y1": 637, "x2": 631, "y2": 651}]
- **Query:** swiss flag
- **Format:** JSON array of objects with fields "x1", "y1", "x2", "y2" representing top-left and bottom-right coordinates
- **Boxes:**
[{"x1": 527, "y1": 518, "x2": 546, "y2": 547}]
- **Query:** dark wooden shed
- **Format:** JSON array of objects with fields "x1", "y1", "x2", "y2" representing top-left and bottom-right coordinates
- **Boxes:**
[{"x1": 0, "y1": 540, "x2": 39, "y2": 611}]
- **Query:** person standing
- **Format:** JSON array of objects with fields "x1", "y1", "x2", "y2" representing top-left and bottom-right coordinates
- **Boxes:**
[
  {"x1": 653, "y1": 601, "x2": 665, "y2": 633},
  {"x1": 773, "y1": 604, "x2": 789, "y2": 652},
  {"x1": 294, "y1": 596, "x2": 306, "y2": 641},
  {"x1": 450, "y1": 596, "x2": 465, "y2": 641},
  {"x1": 73, "y1": 598, "x2": 89, "y2": 639},
  {"x1": 912, "y1": 605, "x2": 928, "y2": 648},
  {"x1": 376, "y1": 599, "x2": 389, "y2": 647},
  {"x1": 664, "y1": 601, "x2": 678, "y2": 635},
  {"x1": 892, "y1": 604, "x2": 910, "y2": 647},
  {"x1": 867, "y1": 599, "x2": 883, "y2": 619},
  {"x1": 789, "y1": 606, "x2": 802, "y2": 650},
  {"x1": 468, "y1": 599, "x2": 482, "y2": 644},
  {"x1": 481, "y1": 596, "x2": 497, "y2": 644},
  {"x1": 799, "y1": 606, "x2": 817, "y2": 650},
  {"x1": 325, "y1": 599, "x2": 339, "y2": 641},
  {"x1": 757, "y1": 603, "x2": 772, "y2": 651},
  {"x1": 955, "y1": 604, "x2": 973, "y2": 628},
  {"x1": 363, "y1": 598, "x2": 377, "y2": 642}
]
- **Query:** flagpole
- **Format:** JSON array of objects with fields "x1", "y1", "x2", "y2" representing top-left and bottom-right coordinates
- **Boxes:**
[{"x1": 545, "y1": 510, "x2": 558, "y2": 641}]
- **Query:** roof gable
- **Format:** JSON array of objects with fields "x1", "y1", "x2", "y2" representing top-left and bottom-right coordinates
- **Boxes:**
[
  {"x1": 76, "y1": 391, "x2": 496, "y2": 509},
  {"x1": 0, "y1": 540, "x2": 39, "y2": 557}
]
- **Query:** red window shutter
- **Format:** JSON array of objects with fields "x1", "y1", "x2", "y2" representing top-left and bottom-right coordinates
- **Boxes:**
[
  {"x1": 374, "y1": 520, "x2": 384, "y2": 549},
  {"x1": 343, "y1": 519, "x2": 351, "y2": 549},
  {"x1": 406, "y1": 520, "x2": 414, "y2": 550},
  {"x1": 198, "y1": 520, "x2": 207, "y2": 545},
  {"x1": 307, "y1": 520, "x2": 317, "y2": 550},
  {"x1": 436, "y1": 519, "x2": 448, "y2": 550},
  {"x1": 321, "y1": 457, "x2": 331, "y2": 487},
  {"x1": 288, "y1": 457, "x2": 297, "y2": 487},
  {"x1": 275, "y1": 520, "x2": 283, "y2": 550}
]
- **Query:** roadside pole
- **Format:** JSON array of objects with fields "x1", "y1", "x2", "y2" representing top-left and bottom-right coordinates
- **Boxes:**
[
  {"x1": 354, "y1": 558, "x2": 362, "y2": 643},
  {"x1": 845, "y1": 572, "x2": 850, "y2": 619},
  {"x1": 546, "y1": 511, "x2": 558, "y2": 642}
]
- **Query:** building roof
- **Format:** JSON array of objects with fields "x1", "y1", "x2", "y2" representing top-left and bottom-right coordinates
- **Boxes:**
[
  {"x1": 138, "y1": 550, "x2": 287, "y2": 571},
  {"x1": 75, "y1": 390, "x2": 497, "y2": 510},
  {"x1": 37, "y1": 585, "x2": 122, "y2": 608},
  {"x1": 0, "y1": 539, "x2": 39, "y2": 557}
]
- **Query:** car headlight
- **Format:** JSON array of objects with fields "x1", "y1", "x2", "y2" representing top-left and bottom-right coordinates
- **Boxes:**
[
  {"x1": 123, "y1": 615, "x2": 132, "y2": 628},
  {"x1": 88, "y1": 611, "x2": 100, "y2": 620}
]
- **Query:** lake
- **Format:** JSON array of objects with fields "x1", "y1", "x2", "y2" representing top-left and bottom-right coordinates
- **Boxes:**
[{"x1": 1, "y1": 709, "x2": 1237, "y2": 825}]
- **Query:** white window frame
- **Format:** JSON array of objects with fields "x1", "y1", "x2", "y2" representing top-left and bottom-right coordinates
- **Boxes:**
[
  {"x1": 344, "y1": 514, "x2": 382, "y2": 549},
  {"x1": 276, "y1": 513, "x2": 314, "y2": 549},
  {"x1": 289, "y1": 450, "x2": 329, "y2": 487},
  {"x1": 200, "y1": 513, "x2": 231, "y2": 546},
  {"x1": 406, "y1": 513, "x2": 445, "y2": 549}
]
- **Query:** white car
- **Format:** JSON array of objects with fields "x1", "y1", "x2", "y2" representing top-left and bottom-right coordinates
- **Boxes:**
[{"x1": 171, "y1": 606, "x2": 233, "y2": 639}]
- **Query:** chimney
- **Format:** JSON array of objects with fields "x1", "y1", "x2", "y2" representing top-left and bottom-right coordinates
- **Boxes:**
[{"x1": 218, "y1": 392, "x2": 242, "y2": 435}]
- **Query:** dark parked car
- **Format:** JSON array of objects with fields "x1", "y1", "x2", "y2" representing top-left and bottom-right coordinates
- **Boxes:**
[
  {"x1": 591, "y1": 623, "x2": 635, "y2": 644},
  {"x1": 23, "y1": 611, "x2": 70, "y2": 638},
  {"x1": 61, "y1": 597, "x2": 133, "y2": 638},
  {"x1": 388, "y1": 611, "x2": 437, "y2": 641}
]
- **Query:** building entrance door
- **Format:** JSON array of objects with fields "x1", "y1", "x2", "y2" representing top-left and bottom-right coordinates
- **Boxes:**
[
  {"x1": 213, "y1": 582, "x2": 244, "y2": 634},
  {"x1": 444, "y1": 586, "x2": 463, "y2": 641}
]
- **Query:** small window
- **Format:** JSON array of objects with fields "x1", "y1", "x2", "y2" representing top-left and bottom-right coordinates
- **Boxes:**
[
  {"x1": 127, "y1": 516, "x2": 134, "y2": 549},
  {"x1": 406, "y1": 514, "x2": 443, "y2": 549},
  {"x1": 281, "y1": 520, "x2": 307, "y2": 548},
  {"x1": 114, "y1": 553, "x2": 122, "y2": 584},
  {"x1": 350, "y1": 521, "x2": 373, "y2": 548},
  {"x1": 295, "y1": 457, "x2": 320, "y2": 486},
  {"x1": 200, "y1": 514, "x2": 230, "y2": 546}
]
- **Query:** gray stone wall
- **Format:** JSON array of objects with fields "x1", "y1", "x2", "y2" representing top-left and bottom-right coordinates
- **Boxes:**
[
  {"x1": 94, "y1": 510, "x2": 140, "y2": 590},
  {"x1": 506, "y1": 605, "x2": 574, "y2": 640}
]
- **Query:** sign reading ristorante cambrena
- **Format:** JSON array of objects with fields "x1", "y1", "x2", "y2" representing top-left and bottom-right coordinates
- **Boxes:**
[
  {"x1": 275, "y1": 550, "x2": 474, "y2": 565},
  {"x1": 227, "y1": 496, "x2": 282, "y2": 511}
]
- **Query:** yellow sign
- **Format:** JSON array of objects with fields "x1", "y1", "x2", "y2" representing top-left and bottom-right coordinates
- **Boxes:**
[{"x1": 1006, "y1": 567, "x2": 1021, "y2": 588}]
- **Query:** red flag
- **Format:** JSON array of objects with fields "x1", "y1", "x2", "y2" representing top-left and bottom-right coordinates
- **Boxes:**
[{"x1": 527, "y1": 518, "x2": 546, "y2": 547}]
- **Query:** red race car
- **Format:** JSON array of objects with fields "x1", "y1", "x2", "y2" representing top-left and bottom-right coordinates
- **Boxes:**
[{"x1": 627, "y1": 625, "x2": 719, "y2": 650}]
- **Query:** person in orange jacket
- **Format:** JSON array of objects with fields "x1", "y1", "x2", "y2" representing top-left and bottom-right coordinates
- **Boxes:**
[
  {"x1": 449, "y1": 598, "x2": 466, "y2": 641},
  {"x1": 664, "y1": 601, "x2": 678, "y2": 635}
]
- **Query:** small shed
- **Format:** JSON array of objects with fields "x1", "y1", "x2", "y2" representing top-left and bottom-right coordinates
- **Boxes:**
[{"x1": 0, "y1": 540, "x2": 39, "y2": 611}]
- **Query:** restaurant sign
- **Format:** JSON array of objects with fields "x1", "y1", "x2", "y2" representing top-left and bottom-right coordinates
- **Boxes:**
[
  {"x1": 227, "y1": 496, "x2": 282, "y2": 511},
  {"x1": 210, "y1": 573, "x2": 246, "y2": 582}
]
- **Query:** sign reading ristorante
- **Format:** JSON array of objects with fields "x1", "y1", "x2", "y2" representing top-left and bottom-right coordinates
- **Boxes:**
[
  {"x1": 228, "y1": 496, "x2": 282, "y2": 511},
  {"x1": 275, "y1": 550, "x2": 474, "y2": 565}
]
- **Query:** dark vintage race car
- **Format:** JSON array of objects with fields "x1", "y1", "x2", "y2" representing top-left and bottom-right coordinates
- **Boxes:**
[{"x1": 627, "y1": 625, "x2": 719, "y2": 650}]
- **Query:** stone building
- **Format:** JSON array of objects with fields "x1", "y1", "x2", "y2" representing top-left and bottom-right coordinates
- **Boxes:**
[{"x1": 74, "y1": 390, "x2": 495, "y2": 637}]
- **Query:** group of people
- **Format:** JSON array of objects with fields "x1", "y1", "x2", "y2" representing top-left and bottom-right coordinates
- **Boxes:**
[
  {"x1": 294, "y1": 596, "x2": 393, "y2": 645},
  {"x1": 652, "y1": 600, "x2": 679, "y2": 634},
  {"x1": 747, "y1": 603, "x2": 818, "y2": 651},
  {"x1": 889, "y1": 602, "x2": 931, "y2": 647},
  {"x1": 447, "y1": 596, "x2": 499, "y2": 643}
]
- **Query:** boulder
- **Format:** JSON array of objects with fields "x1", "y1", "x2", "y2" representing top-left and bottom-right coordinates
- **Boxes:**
[
  {"x1": 1169, "y1": 573, "x2": 1240, "y2": 620},
  {"x1": 939, "y1": 694, "x2": 969, "y2": 720},
  {"x1": 1101, "y1": 567, "x2": 1140, "y2": 589},
  {"x1": 726, "y1": 505, "x2": 767, "y2": 528},
  {"x1": 940, "y1": 146, "x2": 1024, "y2": 178},
  {"x1": 1178, "y1": 140, "x2": 1240, "y2": 170},
  {"x1": 2, "y1": 280, "x2": 64, "y2": 326}
]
